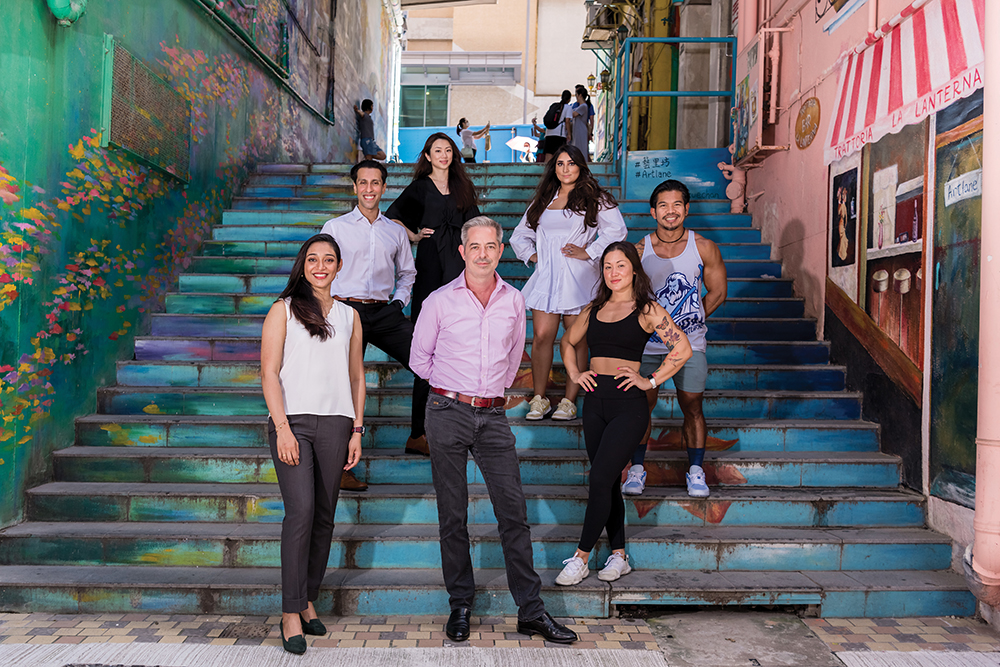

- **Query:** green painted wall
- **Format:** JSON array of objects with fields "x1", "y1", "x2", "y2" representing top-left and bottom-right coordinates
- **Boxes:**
[{"x1": 0, "y1": 0, "x2": 398, "y2": 527}]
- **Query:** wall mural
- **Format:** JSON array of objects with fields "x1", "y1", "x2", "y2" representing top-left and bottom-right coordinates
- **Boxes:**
[{"x1": 0, "y1": 0, "x2": 396, "y2": 526}]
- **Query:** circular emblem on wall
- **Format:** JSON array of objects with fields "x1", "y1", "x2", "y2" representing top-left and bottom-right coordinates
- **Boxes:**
[{"x1": 795, "y1": 97, "x2": 821, "y2": 149}]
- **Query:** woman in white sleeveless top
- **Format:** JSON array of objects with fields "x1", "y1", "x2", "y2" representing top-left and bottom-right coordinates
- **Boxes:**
[{"x1": 260, "y1": 233, "x2": 365, "y2": 655}]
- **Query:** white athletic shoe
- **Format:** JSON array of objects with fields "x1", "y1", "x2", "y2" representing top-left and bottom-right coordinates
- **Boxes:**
[
  {"x1": 686, "y1": 464, "x2": 711, "y2": 497},
  {"x1": 621, "y1": 465, "x2": 646, "y2": 495},
  {"x1": 551, "y1": 398, "x2": 577, "y2": 420},
  {"x1": 526, "y1": 395, "x2": 551, "y2": 421},
  {"x1": 555, "y1": 555, "x2": 589, "y2": 586},
  {"x1": 598, "y1": 552, "x2": 632, "y2": 581}
]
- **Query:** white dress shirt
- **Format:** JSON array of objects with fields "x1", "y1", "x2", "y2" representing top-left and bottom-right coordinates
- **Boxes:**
[
  {"x1": 321, "y1": 206, "x2": 417, "y2": 305},
  {"x1": 510, "y1": 204, "x2": 627, "y2": 314}
]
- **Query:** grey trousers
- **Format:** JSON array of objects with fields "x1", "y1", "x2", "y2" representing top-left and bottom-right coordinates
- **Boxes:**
[
  {"x1": 425, "y1": 393, "x2": 546, "y2": 622},
  {"x1": 269, "y1": 414, "x2": 351, "y2": 613}
]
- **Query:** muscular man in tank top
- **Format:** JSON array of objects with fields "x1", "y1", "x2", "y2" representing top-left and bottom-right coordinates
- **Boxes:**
[{"x1": 627, "y1": 180, "x2": 728, "y2": 498}]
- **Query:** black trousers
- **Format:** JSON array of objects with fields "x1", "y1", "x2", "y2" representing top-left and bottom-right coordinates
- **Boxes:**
[
  {"x1": 424, "y1": 393, "x2": 546, "y2": 621},
  {"x1": 269, "y1": 414, "x2": 351, "y2": 613},
  {"x1": 579, "y1": 376, "x2": 650, "y2": 553},
  {"x1": 344, "y1": 301, "x2": 428, "y2": 438}
]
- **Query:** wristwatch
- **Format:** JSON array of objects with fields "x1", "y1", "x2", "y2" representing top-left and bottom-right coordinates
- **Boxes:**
[
  {"x1": 647, "y1": 373, "x2": 658, "y2": 388},
  {"x1": 351, "y1": 425, "x2": 365, "y2": 435}
]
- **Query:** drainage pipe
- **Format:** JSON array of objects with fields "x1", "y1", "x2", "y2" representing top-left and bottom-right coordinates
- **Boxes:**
[
  {"x1": 968, "y1": 0, "x2": 1000, "y2": 604},
  {"x1": 46, "y1": 0, "x2": 87, "y2": 26}
]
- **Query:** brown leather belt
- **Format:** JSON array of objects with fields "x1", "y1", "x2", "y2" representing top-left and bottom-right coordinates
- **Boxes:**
[
  {"x1": 335, "y1": 296, "x2": 388, "y2": 305},
  {"x1": 431, "y1": 387, "x2": 506, "y2": 408}
]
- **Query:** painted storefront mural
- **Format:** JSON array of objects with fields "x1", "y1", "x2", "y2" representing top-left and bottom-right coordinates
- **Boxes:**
[{"x1": 0, "y1": 0, "x2": 398, "y2": 526}]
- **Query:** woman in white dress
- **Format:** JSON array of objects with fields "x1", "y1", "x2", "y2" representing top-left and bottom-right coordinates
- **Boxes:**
[{"x1": 510, "y1": 144, "x2": 627, "y2": 421}]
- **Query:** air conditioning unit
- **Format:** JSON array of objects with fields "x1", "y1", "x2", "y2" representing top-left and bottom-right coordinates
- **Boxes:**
[{"x1": 582, "y1": 2, "x2": 638, "y2": 50}]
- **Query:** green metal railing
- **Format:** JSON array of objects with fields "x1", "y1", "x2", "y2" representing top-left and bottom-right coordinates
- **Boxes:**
[{"x1": 610, "y1": 36, "x2": 736, "y2": 181}]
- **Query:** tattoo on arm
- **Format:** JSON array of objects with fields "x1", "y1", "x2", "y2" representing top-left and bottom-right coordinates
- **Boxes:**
[{"x1": 653, "y1": 316, "x2": 682, "y2": 354}]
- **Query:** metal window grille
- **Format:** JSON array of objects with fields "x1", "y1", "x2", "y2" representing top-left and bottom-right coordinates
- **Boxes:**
[{"x1": 101, "y1": 35, "x2": 191, "y2": 182}]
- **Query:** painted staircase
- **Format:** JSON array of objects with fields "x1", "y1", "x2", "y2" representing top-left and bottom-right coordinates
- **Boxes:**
[{"x1": 0, "y1": 161, "x2": 975, "y2": 618}]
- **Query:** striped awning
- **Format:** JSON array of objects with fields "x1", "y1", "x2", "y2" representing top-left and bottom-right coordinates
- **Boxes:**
[{"x1": 824, "y1": 0, "x2": 984, "y2": 164}]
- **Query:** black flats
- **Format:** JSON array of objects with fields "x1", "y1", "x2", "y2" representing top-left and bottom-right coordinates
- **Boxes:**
[
  {"x1": 516, "y1": 611, "x2": 578, "y2": 644},
  {"x1": 280, "y1": 620, "x2": 306, "y2": 655},
  {"x1": 299, "y1": 613, "x2": 327, "y2": 636},
  {"x1": 445, "y1": 607, "x2": 472, "y2": 642}
]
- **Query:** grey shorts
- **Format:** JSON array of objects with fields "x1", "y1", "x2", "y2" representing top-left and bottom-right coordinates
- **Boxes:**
[{"x1": 639, "y1": 350, "x2": 708, "y2": 393}]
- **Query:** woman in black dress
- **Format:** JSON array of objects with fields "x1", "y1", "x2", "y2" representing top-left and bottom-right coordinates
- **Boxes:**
[{"x1": 387, "y1": 132, "x2": 481, "y2": 320}]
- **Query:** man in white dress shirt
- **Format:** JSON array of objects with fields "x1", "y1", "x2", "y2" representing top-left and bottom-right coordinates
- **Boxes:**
[{"x1": 321, "y1": 161, "x2": 426, "y2": 491}]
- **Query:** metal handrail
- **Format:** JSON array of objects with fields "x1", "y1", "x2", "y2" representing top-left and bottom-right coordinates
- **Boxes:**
[{"x1": 610, "y1": 36, "x2": 737, "y2": 185}]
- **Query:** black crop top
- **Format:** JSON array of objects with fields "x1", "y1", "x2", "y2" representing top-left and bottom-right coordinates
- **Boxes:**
[{"x1": 587, "y1": 306, "x2": 650, "y2": 363}]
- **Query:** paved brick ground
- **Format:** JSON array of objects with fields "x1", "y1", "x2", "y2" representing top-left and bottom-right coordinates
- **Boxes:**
[
  {"x1": 804, "y1": 616, "x2": 1000, "y2": 653},
  {"x1": 0, "y1": 613, "x2": 659, "y2": 650}
]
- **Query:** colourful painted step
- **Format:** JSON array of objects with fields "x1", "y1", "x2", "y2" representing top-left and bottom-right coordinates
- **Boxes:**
[
  {"x1": 0, "y1": 523, "x2": 952, "y2": 572},
  {"x1": 74, "y1": 415, "x2": 880, "y2": 452},
  {"x1": 25, "y1": 482, "x2": 927, "y2": 528}
]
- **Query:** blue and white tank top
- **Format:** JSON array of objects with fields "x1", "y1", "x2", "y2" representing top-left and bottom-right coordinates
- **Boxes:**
[
  {"x1": 641, "y1": 233, "x2": 708, "y2": 354},
  {"x1": 278, "y1": 297, "x2": 356, "y2": 418}
]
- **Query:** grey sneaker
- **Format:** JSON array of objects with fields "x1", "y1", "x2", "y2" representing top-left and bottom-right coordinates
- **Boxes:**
[
  {"x1": 621, "y1": 465, "x2": 646, "y2": 495},
  {"x1": 555, "y1": 555, "x2": 589, "y2": 586},
  {"x1": 526, "y1": 395, "x2": 551, "y2": 420},
  {"x1": 686, "y1": 464, "x2": 710, "y2": 497},
  {"x1": 551, "y1": 397, "x2": 577, "y2": 420},
  {"x1": 598, "y1": 552, "x2": 632, "y2": 581}
]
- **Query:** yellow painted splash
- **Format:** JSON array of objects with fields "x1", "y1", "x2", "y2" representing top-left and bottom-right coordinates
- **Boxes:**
[{"x1": 143, "y1": 403, "x2": 163, "y2": 415}]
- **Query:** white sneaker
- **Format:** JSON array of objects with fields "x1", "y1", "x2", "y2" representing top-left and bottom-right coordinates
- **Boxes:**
[
  {"x1": 686, "y1": 464, "x2": 710, "y2": 497},
  {"x1": 598, "y1": 552, "x2": 632, "y2": 581},
  {"x1": 555, "y1": 555, "x2": 589, "y2": 586},
  {"x1": 526, "y1": 395, "x2": 551, "y2": 420},
  {"x1": 551, "y1": 398, "x2": 577, "y2": 421},
  {"x1": 621, "y1": 465, "x2": 646, "y2": 495}
]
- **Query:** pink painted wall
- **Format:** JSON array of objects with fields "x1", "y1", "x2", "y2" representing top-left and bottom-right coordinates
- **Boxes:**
[{"x1": 745, "y1": 0, "x2": 916, "y2": 332}]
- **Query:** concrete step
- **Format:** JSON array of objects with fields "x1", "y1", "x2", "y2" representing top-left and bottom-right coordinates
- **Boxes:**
[
  {"x1": 202, "y1": 239, "x2": 774, "y2": 260},
  {"x1": 0, "y1": 564, "x2": 974, "y2": 617},
  {"x1": 51, "y1": 448, "x2": 899, "y2": 488},
  {"x1": 0, "y1": 523, "x2": 952, "y2": 572},
  {"x1": 147, "y1": 312, "x2": 815, "y2": 341},
  {"x1": 246, "y1": 172, "x2": 627, "y2": 189},
  {"x1": 134, "y1": 335, "x2": 830, "y2": 364},
  {"x1": 164, "y1": 292, "x2": 803, "y2": 319},
  {"x1": 212, "y1": 223, "x2": 764, "y2": 245},
  {"x1": 74, "y1": 415, "x2": 878, "y2": 452},
  {"x1": 24, "y1": 482, "x2": 925, "y2": 527},
  {"x1": 255, "y1": 162, "x2": 618, "y2": 175},
  {"x1": 183, "y1": 255, "x2": 781, "y2": 279},
  {"x1": 115, "y1": 360, "x2": 845, "y2": 392},
  {"x1": 95, "y1": 387, "x2": 862, "y2": 421}
]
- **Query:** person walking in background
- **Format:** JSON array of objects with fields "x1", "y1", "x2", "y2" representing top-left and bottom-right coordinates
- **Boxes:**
[
  {"x1": 569, "y1": 86, "x2": 595, "y2": 161},
  {"x1": 624, "y1": 179, "x2": 728, "y2": 498},
  {"x1": 457, "y1": 118, "x2": 490, "y2": 163},
  {"x1": 410, "y1": 216, "x2": 578, "y2": 645},
  {"x1": 260, "y1": 234, "x2": 365, "y2": 655},
  {"x1": 541, "y1": 90, "x2": 573, "y2": 163},
  {"x1": 531, "y1": 116, "x2": 546, "y2": 163},
  {"x1": 321, "y1": 160, "x2": 419, "y2": 479},
  {"x1": 354, "y1": 99, "x2": 386, "y2": 161},
  {"x1": 386, "y1": 133, "x2": 481, "y2": 455},
  {"x1": 556, "y1": 241, "x2": 691, "y2": 586},
  {"x1": 510, "y1": 144, "x2": 627, "y2": 422}
]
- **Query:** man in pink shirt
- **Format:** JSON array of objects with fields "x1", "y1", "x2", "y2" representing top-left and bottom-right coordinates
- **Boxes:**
[{"x1": 410, "y1": 217, "x2": 577, "y2": 645}]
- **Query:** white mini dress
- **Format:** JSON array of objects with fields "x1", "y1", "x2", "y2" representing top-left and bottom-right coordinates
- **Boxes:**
[{"x1": 510, "y1": 203, "x2": 627, "y2": 315}]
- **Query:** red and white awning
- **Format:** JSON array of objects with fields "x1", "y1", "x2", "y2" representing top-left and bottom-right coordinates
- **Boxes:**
[{"x1": 824, "y1": 0, "x2": 984, "y2": 164}]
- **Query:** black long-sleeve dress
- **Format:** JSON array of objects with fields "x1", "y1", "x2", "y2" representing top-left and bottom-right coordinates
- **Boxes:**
[{"x1": 385, "y1": 177, "x2": 481, "y2": 320}]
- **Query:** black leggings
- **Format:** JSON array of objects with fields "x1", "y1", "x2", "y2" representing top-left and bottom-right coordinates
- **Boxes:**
[{"x1": 579, "y1": 376, "x2": 650, "y2": 553}]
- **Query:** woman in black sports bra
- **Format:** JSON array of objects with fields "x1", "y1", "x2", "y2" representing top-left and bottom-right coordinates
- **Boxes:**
[{"x1": 554, "y1": 241, "x2": 692, "y2": 586}]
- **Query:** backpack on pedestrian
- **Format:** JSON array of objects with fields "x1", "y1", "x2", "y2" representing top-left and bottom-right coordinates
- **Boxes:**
[{"x1": 543, "y1": 102, "x2": 564, "y2": 130}]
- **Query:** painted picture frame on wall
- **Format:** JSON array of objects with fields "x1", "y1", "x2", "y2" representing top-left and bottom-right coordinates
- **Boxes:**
[{"x1": 830, "y1": 168, "x2": 858, "y2": 269}]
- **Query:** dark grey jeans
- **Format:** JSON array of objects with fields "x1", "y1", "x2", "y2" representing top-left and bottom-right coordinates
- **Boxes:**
[
  {"x1": 269, "y1": 414, "x2": 351, "y2": 613},
  {"x1": 425, "y1": 393, "x2": 546, "y2": 621}
]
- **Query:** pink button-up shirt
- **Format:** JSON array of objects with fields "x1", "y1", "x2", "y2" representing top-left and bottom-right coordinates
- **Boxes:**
[{"x1": 411, "y1": 271, "x2": 526, "y2": 399}]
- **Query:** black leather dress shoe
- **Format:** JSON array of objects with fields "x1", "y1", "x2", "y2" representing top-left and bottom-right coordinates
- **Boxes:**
[
  {"x1": 445, "y1": 607, "x2": 472, "y2": 642},
  {"x1": 516, "y1": 611, "x2": 577, "y2": 644}
]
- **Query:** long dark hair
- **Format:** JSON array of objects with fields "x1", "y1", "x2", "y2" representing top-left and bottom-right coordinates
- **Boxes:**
[
  {"x1": 524, "y1": 144, "x2": 617, "y2": 230},
  {"x1": 412, "y1": 132, "x2": 478, "y2": 212},
  {"x1": 278, "y1": 234, "x2": 342, "y2": 340},
  {"x1": 591, "y1": 241, "x2": 655, "y2": 315}
]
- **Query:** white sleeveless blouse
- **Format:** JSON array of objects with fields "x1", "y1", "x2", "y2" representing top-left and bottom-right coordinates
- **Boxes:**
[{"x1": 278, "y1": 298, "x2": 356, "y2": 418}]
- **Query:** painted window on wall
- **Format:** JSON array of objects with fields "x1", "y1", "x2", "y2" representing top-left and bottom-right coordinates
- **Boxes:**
[
  {"x1": 399, "y1": 85, "x2": 448, "y2": 127},
  {"x1": 929, "y1": 90, "x2": 983, "y2": 509}
]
